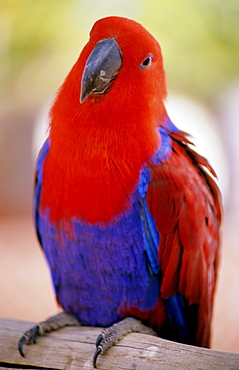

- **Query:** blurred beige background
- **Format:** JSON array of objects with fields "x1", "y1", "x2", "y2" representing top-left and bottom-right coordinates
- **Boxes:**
[{"x1": 1, "y1": 0, "x2": 239, "y2": 354}]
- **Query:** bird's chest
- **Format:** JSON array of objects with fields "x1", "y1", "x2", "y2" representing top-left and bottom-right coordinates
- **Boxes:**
[{"x1": 41, "y1": 133, "x2": 146, "y2": 225}]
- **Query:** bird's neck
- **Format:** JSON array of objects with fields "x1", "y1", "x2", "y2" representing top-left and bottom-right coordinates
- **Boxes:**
[{"x1": 40, "y1": 88, "x2": 165, "y2": 224}]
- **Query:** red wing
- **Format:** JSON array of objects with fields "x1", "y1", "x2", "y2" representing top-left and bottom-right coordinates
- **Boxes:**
[{"x1": 146, "y1": 131, "x2": 221, "y2": 347}]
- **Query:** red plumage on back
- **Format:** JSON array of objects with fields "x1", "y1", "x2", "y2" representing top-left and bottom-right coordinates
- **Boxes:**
[{"x1": 146, "y1": 130, "x2": 221, "y2": 346}]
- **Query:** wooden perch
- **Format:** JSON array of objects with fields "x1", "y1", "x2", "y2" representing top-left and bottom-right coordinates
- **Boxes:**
[{"x1": 0, "y1": 317, "x2": 239, "y2": 370}]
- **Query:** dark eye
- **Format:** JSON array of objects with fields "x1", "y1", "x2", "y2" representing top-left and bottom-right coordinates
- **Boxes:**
[{"x1": 140, "y1": 55, "x2": 154, "y2": 69}]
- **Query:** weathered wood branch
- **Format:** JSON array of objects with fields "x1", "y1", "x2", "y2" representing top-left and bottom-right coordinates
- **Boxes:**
[{"x1": 0, "y1": 317, "x2": 239, "y2": 369}]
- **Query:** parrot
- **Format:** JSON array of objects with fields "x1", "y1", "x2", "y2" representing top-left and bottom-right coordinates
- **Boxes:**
[{"x1": 18, "y1": 16, "x2": 221, "y2": 367}]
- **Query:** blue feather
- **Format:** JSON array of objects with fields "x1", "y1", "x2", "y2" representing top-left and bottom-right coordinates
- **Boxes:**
[
  {"x1": 164, "y1": 294, "x2": 190, "y2": 344},
  {"x1": 34, "y1": 139, "x2": 50, "y2": 245}
]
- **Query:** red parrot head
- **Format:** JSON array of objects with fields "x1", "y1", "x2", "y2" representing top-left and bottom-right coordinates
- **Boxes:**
[
  {"x1": 42, "y1": 17, "x2": 168, "y2": 223},
  {"x1": 79, "y1": 16, "x2": 167, "y2": 110}
]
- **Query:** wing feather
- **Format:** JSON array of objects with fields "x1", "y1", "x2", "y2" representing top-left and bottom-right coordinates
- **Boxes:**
[{"x1": 146, "y1": 129, "x2": 221, "y2": 346}]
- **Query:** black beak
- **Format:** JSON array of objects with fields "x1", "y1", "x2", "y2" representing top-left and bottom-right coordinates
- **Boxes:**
[{"x1": 80, "y1": 38, "x2": 122, "y2": 103}]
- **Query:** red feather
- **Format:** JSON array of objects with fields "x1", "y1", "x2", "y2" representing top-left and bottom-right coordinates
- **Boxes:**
[{"x1": 146, "y1": 130, "x2": 221, "y2": 346}]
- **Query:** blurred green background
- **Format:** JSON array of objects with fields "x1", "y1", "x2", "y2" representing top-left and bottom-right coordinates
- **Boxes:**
[
  {"x1": 2, "y1": 0, "x2": 239, "y2": 105},
  {"x1": 1, "y1": 0, "x2": 239, "y2": 355}
]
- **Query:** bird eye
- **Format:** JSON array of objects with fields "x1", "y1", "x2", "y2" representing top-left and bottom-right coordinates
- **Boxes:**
[{"x1": 140, "y1": 55, "x2": 154, "y2": 69}]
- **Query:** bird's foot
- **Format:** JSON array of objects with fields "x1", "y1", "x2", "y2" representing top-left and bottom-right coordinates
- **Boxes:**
[
  {"x1": 18, "y1": 312, "x2": 80, "y2": 357},
  {"x1": 93, "y1": 317, "x2": 157, "y2": 368}
]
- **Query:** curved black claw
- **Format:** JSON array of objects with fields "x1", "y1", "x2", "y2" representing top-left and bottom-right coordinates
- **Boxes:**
[
  {"x1": 93, "y1": 346, "x2": 102, "y2": 368},
  {"x1": 18, "y1": 336, "x2": 26, "y2": 357},
  {"x1": 18, "y1": 325, "x2": 40, "y2": 357},
  {"x1": 92, "y1": 318, "x2": 157, "y2": 368},
  {"x1": 18, "y1": 312, "x2": 81, "y2": 357},
  {"x1": 95, "y1": 333, "x2": 104, "y2": 347}
]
